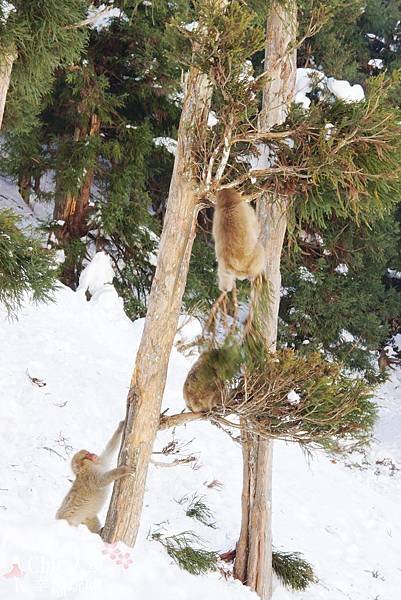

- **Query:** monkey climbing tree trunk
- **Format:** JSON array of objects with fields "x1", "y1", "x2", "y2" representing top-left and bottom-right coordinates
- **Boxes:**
[
  {"x1": 0, "y1": 48, "x2": 16, "y2": 130},
  {"x1": 233, "y1": 2, "x2": 297, "y2": 598},
  {"x1": 102, "y1": 67, "x2": 212, "y2": 546}
]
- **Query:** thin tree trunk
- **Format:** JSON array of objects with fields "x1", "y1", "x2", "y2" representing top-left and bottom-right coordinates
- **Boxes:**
[
  {"x1": 18, "y1": 171, "x2": 32, "y2": 206},
  {"x1": 0, "y1": 49, "x2": 16, "y2": 130},
  {"x1": 102, "y1": 66, "x2": 212, "y2": 546},
  {"x1": 234, "y1": 2, "x2": 297, "y2": 598}
]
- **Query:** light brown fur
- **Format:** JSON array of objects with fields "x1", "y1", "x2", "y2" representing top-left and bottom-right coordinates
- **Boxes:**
[
  {"x1": 212, "y1": 188, "x2": 266, "y2": 292},
  {"x1": 56, "y1": 421, "x2": 131, "y2": 533},
  {"x1": 183, "y1": 354, "x2": 222, "y2": 413}
]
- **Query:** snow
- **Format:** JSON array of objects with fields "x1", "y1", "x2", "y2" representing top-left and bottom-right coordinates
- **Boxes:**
[
  {"x1": 168, "y1": 90, "x2": 185, "y2": 107},
  {"x1": 294, "y1": 68, "x2": 325, "y2": 109},
  {"x1": 326, "y1": 78, "x2": 365, "y2": 103},
  {"x1": 78, "y1": 251, "x2": 115, "y2": 296},
  {"x1": 0, "y1": 282, "x2": 253, "y2": 600},
  {"x1": 88, "y1": 4, "x2": 127, "y2": 31},
  {"x1": 368, "y1": 58, "x2": 384, "y2": 70},
  {"x1": 367, "y1": 33, "x2": 385, "y2": 44},
  {"x1": 238, "y1": 60, "x2": 254, "y2": 86},
  {"x1": 294, "y1": 68, "x2": 365, "y2": 109},
  {"x1": 287, "y1": 390, "x2": 301, "y2": 405},
  {"x1": 2, "y1": 181, "x2": 401, "y2": 599},
  {"x1": 0, "y1": 1, "x2": 15, "y2": 21},
  {"x1": 183, "y1": 21, "x2": 199, "y2": 32},
  {"x1": 324, "y1": 122, "x2": 335, "y2": 140},
  {"x1": 248, "y1": 143, "x2": 276, "y2": 171},
  {"x1": 299, "y1": 230, "x2": 324, "y2": 246},
  {"x1": 138, "y1": 225, "x2": 160, "y2": 267},
  {"x1": 1, "y1": 281, "x2": 401, "y2": 599},
  {"x1": 296, "y1": 68, "x2": 325, "y2": 93},
  {"x1": 0, "y1": 176, "x2": 53, "y2": 233},
  {"x1": 387, "y1": 268, "x2": 401, "y2": 279},
  {"x1": 335, "y1": 263, "x2": 349, "y2": 275},
  {"x1": 153, "y1": 137, "x2": 178, "y2": 156},
  {"x1": 175, "y1": 315, "x2": 203, "y2": 348},
  {"x1": 54, "y1": 249, "x2": 66, "y2": 264},
  {"x1": 298, "y1": 266, "x2": 316, "y2": 284},
  {"x1": 207, "y1": 111, "x2": 219, "y2": 128},
  {"x1": 339, "y1": 329, "x2": 355, "y2": 343}
]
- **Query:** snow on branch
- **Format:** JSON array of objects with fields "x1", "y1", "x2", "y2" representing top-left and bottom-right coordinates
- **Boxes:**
[{"x1": 64, "y1": 4, "x2": 125, "y2": 31}]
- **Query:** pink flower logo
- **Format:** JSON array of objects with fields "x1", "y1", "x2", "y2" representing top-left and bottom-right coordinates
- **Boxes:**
[
  {"x1": 3, "y1": 564, "x2": 24, "y2": 579},
  {"x1": 102, "y1": 543, "x2": 133, "y2": 570}
]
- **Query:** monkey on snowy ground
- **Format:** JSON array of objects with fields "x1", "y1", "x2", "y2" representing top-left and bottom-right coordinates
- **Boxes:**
[
  {"x1": 212, "y1": 188, "x2": 266, "y2": 293},
  {"x1": 56, "y1": 421, "x2": 132, "y2": 534}
]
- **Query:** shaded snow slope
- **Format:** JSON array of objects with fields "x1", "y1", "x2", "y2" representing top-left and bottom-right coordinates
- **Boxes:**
[
  {"x1": 0, "y1": 174, "x2": 53, "y2": 232},
  {"x1": 0, "y1": 283, "x2": 401, "y2": 600}
]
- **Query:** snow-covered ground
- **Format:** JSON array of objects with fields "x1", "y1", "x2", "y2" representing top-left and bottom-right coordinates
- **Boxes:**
[
  {"x1": 1, "y1": 180, "x2": 401, "y2": 600},
  {"x1": 0, "y1": 174, "x2": 53, "y2": 232}
]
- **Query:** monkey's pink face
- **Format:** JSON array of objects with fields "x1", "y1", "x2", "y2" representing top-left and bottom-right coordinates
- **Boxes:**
[
  {"x1": 71, "y1": 450, "x2": 99, "y2": 473},
  {"x1": 84, "y1": 452, "x2": 98, "y2": 463}
]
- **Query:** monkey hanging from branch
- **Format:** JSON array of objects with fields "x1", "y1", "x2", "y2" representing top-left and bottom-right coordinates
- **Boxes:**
[
  {"x1": 184, "y1": 188, "x2": 267, "y2": 414},
  {"x1": 212, "y1": 187, "x2": 266, "y2": 293},
  {"x1": 56, "y1": 421, "x2": 132, "y2": 534}
]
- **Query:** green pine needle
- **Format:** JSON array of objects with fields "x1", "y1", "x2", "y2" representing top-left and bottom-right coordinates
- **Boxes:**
[
  {"x1": 0, "y1": 209, "x2": 58, "y2": 315},
  {"x1": 151, "y1": 531, "x2": 218, "y2": 575},
  {"x1": 273, "y1": 550, "x2": 317, "y2": 591}
]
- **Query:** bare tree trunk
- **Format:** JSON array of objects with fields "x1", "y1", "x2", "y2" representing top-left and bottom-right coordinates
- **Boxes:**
[
  {"x1": 102, "y1": 67, "x2": 212, "y2": 546},
  {"x1": 234, "y1": 2, "x2": 297, "y2": 598},
  {"x1": 0, "y1": 49, "x2": 17, "y2": 130}
]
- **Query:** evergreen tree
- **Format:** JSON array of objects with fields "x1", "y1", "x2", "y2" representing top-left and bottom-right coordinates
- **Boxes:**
[
  {"x1": 282, "y1": 0, "x2": 401, "y2": 378},
  {"x1": 0, "y1": 1, "x2": 187, "y2": 317},
  {"x1": 280, "y1": 215, "x2": 401, "y2": 380},
  {"x1": 0, "y1": 209, "x2": 57, "y2": 315},
  {"x1": 0, "y1": 0, "x2": 88, "y2": 131}
]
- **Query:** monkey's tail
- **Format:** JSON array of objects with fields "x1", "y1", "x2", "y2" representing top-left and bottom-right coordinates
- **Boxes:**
[{"x1": 243, "y1": 273, "x2": 269, "y2": 342}]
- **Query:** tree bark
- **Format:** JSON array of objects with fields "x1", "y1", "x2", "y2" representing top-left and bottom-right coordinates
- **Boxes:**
[
  {"x1": 102, "y1": 66, "x2": 212, "y2": 546},
  {"x1": 159, "y1": 411, "x2": 206, "y2": 431},
  {"x1": 0, "y1": 49, "x2": 17, "y2": 130},
  {"x1": 18, "y1": 171, "x2": 32, "y2": 206},
  {"x1": 54, "y1": 114, "x2": 101, "y2": 241},
  {"x1": 233, "y1": 2, "x2": 297, "y2": 598}
]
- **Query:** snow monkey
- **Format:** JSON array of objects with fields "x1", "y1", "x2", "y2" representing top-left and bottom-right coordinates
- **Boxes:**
[
  {"x1": 183, "y1": 345, "x2": 241, "y2": 413},
  {"x1": 56, "y1": 421, "x2": 132, "y2": 534},
  {"x1": 183, "y1": 353, "x2": 222, "y2": 413},
  {"x1": 212, "y1": 188, "x2": 266, "y2": 292}
]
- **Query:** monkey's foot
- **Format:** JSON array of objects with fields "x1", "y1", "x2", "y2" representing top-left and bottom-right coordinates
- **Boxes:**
[
  {"x1": 231, "y1": 286, "x2": 238, "y2": 320},
  {"x1": 206, "y1": 291, "x2": 228, "y2": 332}
]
